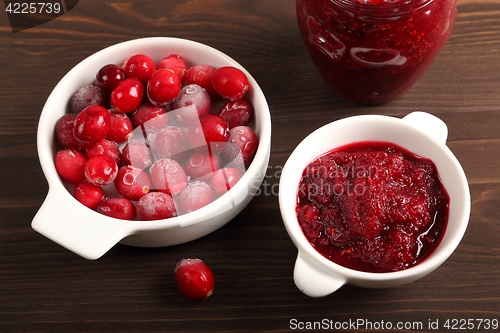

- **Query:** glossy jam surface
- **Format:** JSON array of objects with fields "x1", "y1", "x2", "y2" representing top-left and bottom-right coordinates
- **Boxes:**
[
  {"x1": 297, "y1": 0, "x2": 457, "y2": 104},
  {"x1": 296, "y1": 142, "x2": 450, "y2": 272}
]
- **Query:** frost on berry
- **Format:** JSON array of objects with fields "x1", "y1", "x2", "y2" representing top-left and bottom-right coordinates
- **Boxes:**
[{"x1": 174, "y1": 258, "x2": 214, "y2": 301}]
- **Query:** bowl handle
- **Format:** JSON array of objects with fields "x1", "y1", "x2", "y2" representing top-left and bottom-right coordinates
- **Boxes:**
[
  {"x1": 32, "y1": 188, "x2": 135, "y2": 260},
  {"x1": 402, "y1": 111, "x2": 448, "y2": 144},
  {"x1": 293, "y1": 252, "x2": 346, "y2": 297}
]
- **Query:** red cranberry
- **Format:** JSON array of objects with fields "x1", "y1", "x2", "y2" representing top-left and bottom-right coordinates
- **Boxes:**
[
  {"x1": 73, "y1": 105, "x2": 111, "y2": 149},
  {"x1": 131, "y1": 102, "x2": 167, "y2": 134},
  {"x1": 187, "y1": 114, "x2": 229, "y2": 153},
  {"x1": 136, "y1": 192, "x2": 178, "y2": 221},
  {"x1": 158, "y1": 54, "x2": 187, "y2": 82},
  {"x1": 220, "y1": 126, "x2": 258, "y2": 168},
  {"x1": 107, "y1": 110, "x2": 133, "y2": 143},
  {"x1": 152, "y1": 126, "x2": 190, "y2": 160},
  {"x1": 97, "y1": 197, "x2": 136, "y2": 220},
  {"x1": 211, "y1": 66, "x2": 249, "y2": 101},
  {"x1": 171, "y1": 84, "x2": 211, "y2": 126},
  {"x1": 70, "y1": 85, "x2": 108, "y2": 115},
  {"x1": 210, "y1": 167, "x2": 243, "y2": 196},
  {"x1": 147, "y1": 69, "x2": 181, "y2": 106},
  {"x1": 121, "y1": 54, "x2": 156, "y2": 84},
  {"x1": 54, "y1": 149, "x2": 87, "y2": 184},
  {"x1": 55, "y1": 114, "x2": 80, "y2": 149},
  {"x1": 185, "y1": 64, "x2": 218, "y2": 99},
  {"x1": 185, "y1": 151, "x2": 220, "y2": 181},
  {"x1": 218, "y1": 97, "x2": 253, "y2": 129},
  {"x1": 121, "y1": 140, "x2": 153, "y2": 170},
  {"x1": 179, "y1": 181, "x2": 214, "y2": 213},
  {"x1": 84, "y1": 155, "x2": 118, "y2": 186},
  {"x1": 74, "y1": 180, "x2": 104, "y2": 209},
  {"x1": 149, "y1": 158, "x2": 187, "y2": 196},
  {"x1": 86, "y1": 139, "x2": 121, "y2": 166},
  {"x1": 114, "y1": 165, "x2": 151, "y2": 201},
  {"x1": 174, "y1": 258, "x2": 214, "y2": 301},
  {"x1": 96, "y1": 64, "x2": 126, "y2": 92},
  {"x1": 110, "y1": 78, "x2": 144, "y2": 113}
]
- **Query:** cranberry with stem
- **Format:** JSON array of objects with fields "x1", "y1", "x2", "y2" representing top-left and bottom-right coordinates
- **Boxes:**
[{"x1": 114, "y1": 165, "x2": 151, "y2": 201}]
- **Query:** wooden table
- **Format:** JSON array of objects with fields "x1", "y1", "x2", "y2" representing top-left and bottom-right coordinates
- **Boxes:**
[{"x1": 1, "y1": 0, "x2": 499, "y2": 332}]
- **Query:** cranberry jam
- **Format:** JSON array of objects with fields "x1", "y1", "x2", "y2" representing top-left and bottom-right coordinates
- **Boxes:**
[
  {"x1": 297, "y1": 0, "x2": 457, "y2": 104},
  {"x1": 296, "y1": 142, "x2": 450, "y2": 273}
]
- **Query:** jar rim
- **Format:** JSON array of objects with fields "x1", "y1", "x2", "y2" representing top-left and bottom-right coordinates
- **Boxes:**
[{"x1": 330, "y1": 0, "x2": 435, "y2": 17}]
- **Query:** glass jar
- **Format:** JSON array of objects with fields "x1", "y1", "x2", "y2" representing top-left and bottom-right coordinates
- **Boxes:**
[{"x1": 297, "y1": 0, "x2": 457, "y2": 105}]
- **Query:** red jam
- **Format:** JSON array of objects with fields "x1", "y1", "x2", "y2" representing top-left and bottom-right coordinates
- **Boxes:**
[
  {"x1": 296, "y1": 142, "x2": 450, "y2": 272},
  {"x1": 296, "y1": 0, "x2": 457, "y2": 104}
]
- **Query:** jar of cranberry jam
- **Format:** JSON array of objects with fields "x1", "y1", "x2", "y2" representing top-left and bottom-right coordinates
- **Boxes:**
[{"x1": 297, "y1": 0, "x2": 457, "y2": 104}]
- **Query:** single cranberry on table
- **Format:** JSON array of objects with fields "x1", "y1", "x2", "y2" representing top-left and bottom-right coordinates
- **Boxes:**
[
  {"x1": 121, "y1": 53, "x2": 156, "y2": 84},
  {"x1": 158, "y1": 54, "x2": 187, "y2": 82},
  {"x1": 149, "y1": 158, "x2": 188, "y2": 196},
  {"x1": 96, "y1": 64, "x2": 126, "y2": 92},
  {"x1": 114, "y1": 165, "x2": 151, "y2": 201},
  {"x1": 121, "y1": 140, "x2": 153, "y2": 170},
  {"x1": 136, "y1": 191, "x2": 178, "y2": 221},
  {"x1": 70, "y1": 85, "x2": 108, "y2": 115},
  {"x1": 218, "y1": 97, "x2": 253, "y2": 129},
  {"x1": 73, "y1": 105, "x2": 111, "y2": 149},
  {"x1": 174, "y1": 258, "x2": 214, "y2": 301},
  {"x1": 185, "y1": 64, "x2": 218, "y2": 99},
  {"x1": 86, "y1": 139, "x2": 121, "y2": 166},
  {"x1": 74, "y1": 180, "x2": 105, "y2": 209},
  {"x1": 54, "y1": 149, "x2": 87, "y2": 184},
  {"x1": 97, "y1": 197, "x2": 136, "y2": 220},
  {"x1": 107, "y1": 110, "x2": 133, "y2": 143},
  {"x1": 171, "y1": 84, "x2": 211, "y2": 126},
  {"x1": 84, "y1": 155, "x2": 118, "y2": 186},
  {"x1": 110, "y1": 78, "x2": 144, "y2": 113},
  {"x1": 187, "y1": 114, "x2": 229, "y2": 153},
  {"x1": 147, "y1": 69, "x2": 181, "y2": 106},
  {"x1": 296, "y1": 0, "x2": 457, "y2": 104},
  {"x1": 211, "y1": 66, "x2": 249, "y2": 101}
]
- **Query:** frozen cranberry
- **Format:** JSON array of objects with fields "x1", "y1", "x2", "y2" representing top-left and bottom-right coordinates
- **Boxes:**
[
  {"x1": 158, "y1": 54, "x2": 187, "y2": 82},
  {"x1": 55, "y1": 114, "x2": 80, "y2": 149},
  {"x1": 136, "y1": 192, "x2": 177, "y2": 221},
  {"x1": 73, "y1": 105, "x2": 111, "y2": 149},
  {"x1": 86, "y1": 139, "x2": 121, "y2": 166},
  {"x1": 107, "y1": 110, "x2": 133, "y2": 143},
  {"x1": 147, "y1": 69, "x2": 181, "y2": 106},
  {"x1": 96, "y1": 64, "x2": 126, "y2": 92},
  {"x1": 97, "y1": 197, "x2": 136, "y2": 220},
  {"x1": 114, "y1": 165, "x2": 151, "y2": 201},
  {"x1": 131, "y1": 102, "x2": 167, "y2": 134},
  {"x1": 220, "y1": 126, "x2": 258, "y2": 168},
  {"x1": 121, "y1": 140, "x2": 153, "y2": 169},
  {"x1": 185, "y1": 151, "x2": 220, "y2": 181},
  {"x1": 54, "y1": 149, "x2": 87, "y2": 184},
  {"x1": 210, "y1": 168, "x2": 243, "y2": 196},
  {"x1": 110, "y1": 78, "x2": 144, "y2": 113},
  {"x1": 211, "y1": 66, "x2": 249, "y2": 101},
  {"x1": 70, "y1": 85, "x2": 108, "y2": 115},
  {"x1": 149, "y1": 158, "x2": 187, "y2": 196},
  {"x1": 179, "y1": 181, "x2": 214, "y2": 213},
  {"x1": 174, "y1": 258, "x2": 214, "y2": 300},
  {"x1": 171, "y1": 84, "x2": 211, "y2": 126},
  {"x1": 152, "y1": 126, "x2": 190, "y2": 160},
  {"x1": 185, "y1": 64, "x2": 218, "y2": 99},
  {"x1": 84, "y1": 155, "x2": 118, "y2": 186},
  {"x1": 187, "y1": 114, "x2": 229, "y2": 153},
  {"x1": 121, "y1": 54, "x2": 156, "y2": 84},
  {"x1": 74, "y1": 180, "x2": 104, "y2": 209},
  {"x1": 218, "y1": 97, "x2": 253, "y2": 129}
]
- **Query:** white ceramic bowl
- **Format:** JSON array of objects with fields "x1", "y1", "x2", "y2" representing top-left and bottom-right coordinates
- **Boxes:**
[
  {"x1": 279, "y1": 112, "x2": 470, "y2": 297},
  {"x1": 32, "y1": 37, "x2": 272, "y2": 260}
]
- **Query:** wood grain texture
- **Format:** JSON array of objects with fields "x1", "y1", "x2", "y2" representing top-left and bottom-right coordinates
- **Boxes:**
[{"x1": 0, "y1": 0, "x2": 499, "y2": 332}]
